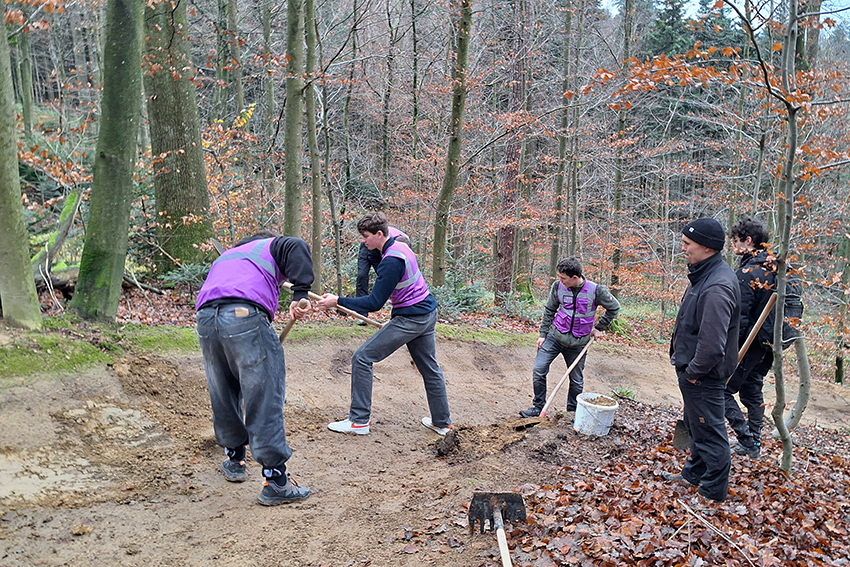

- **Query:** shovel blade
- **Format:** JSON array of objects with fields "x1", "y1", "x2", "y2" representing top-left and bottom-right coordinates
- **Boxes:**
[
  {"x1": 468, "y1": 492, "x2": 527, "y2": 534},
  {"x1": 673, "y1": 419, "x2": 690, "y2": 451}
]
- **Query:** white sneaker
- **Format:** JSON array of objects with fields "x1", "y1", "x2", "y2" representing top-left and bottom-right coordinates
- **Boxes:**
[
  {"x1": 421, "y1": 417, "x2": 451, "y2": 436},
  {"x1": 328, "y1": 418, "x2": 371, "y2": 435}
]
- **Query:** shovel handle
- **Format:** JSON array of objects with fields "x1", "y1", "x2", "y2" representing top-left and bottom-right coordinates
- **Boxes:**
[
  {"x1": 281, "y1": 282, "x2": 384, "y2": 328},
  {"x1": 735, "y1": 293, "x2": 777, "y2": 366},
  {"x1": 279, "y1": 298, "x2": 310, "y2": 343},
  {"x1": 493, "y1": 509, "x2": 513, "y2": 567},
  {"x1": 539, "y1": 337, "x2": 595, "y2": 418}
]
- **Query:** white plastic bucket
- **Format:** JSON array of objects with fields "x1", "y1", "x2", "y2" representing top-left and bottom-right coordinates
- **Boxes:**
[{"x1": 573, "y1": 393, "x2": 619, "y2": 436}]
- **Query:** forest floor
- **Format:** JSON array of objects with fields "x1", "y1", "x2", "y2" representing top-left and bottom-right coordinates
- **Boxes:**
[{"x1": 1, "y1": 319, "x2": 849, "y2": 566}]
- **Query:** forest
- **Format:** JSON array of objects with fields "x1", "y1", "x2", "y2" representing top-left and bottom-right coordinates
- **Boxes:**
[
  {"x1": 1, "y1": 1, "x2": 850, "y2": 373},
  {"x1": 1, "y1": 0, "x2": 850, "y2": 564}
]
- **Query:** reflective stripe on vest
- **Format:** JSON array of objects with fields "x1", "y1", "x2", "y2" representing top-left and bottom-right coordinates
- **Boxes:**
[
  {"x1": 195, "y1": 238, "x2": 283, "y2": 317},
  {"x1": 211, "y1": 239, "x2": 276, "y2": 277},
  {"x1": 552, "y1": 279, "x2": 598, "y2": 337}
]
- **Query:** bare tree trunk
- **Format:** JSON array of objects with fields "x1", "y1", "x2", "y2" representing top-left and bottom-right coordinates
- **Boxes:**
[
  {"x1": 550, "y1": 0, "x2": 572, "y2": 277},
  {"x1": 768, "y1": 0, "x2": 801, "y2": 473},
  {"x1": 432, "y1": 0, "x2": 472, "y2": 287},
  {"x1": 212, "y1": 0, "x2": 229, "y2": 122},
  {"x1": 19, "y1": 16, "x2": 35, "y2": 138},
  {"x1": 71, "y1": 0, "x2": 143, "y2": 321},
  {"x1": 227, "y1": 0, "x2": 245, "y2": 114},
  {"x1": 283, "y1": 0, "x2": 305, "y2": 236},
  {"x1": 494, "y1": 0, "x2": 527, "y2": 305},
  {"x1": 305, "y1": 0, "x2": 323, "y2": 293},
  {"x1": 144, "y1": 0, "x2": 211, "y2": 270},
  {"x1": 611, "y1": 0, "x2": 634, "y2": 299},
  {"x1": 342, "y1": 0, "x2": 358, "y2": 202},
  {"x1": 380, "y1": 0, "x2": 399, "y2": 192},
  {"x1": 0, "y1": 32, "x2": 41, "y2": 329}
]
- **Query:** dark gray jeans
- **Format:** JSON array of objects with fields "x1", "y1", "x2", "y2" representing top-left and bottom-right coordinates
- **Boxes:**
[
  {"x1": 349, "y1": 309, "x2": 451, "y2": 427},
  {"x1": 196, "y1": 303, "x2": 292, "y2": 475},
  {"x1": 531, "y1": 334, "x2": 588, "y2": 411}
]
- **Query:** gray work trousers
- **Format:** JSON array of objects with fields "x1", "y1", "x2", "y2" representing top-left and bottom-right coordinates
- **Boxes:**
[
  {"x1": 348, "y1": 309, "x2": 451, "y2": 427},
  {"x1": 196, "y1": 303, "x2": 292, "y2": 475}
]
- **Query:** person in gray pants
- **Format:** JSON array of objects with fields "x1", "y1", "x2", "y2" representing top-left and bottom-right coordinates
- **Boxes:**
[{"x1": 316, "y1": 212, "x2": 451, "y2": 436}]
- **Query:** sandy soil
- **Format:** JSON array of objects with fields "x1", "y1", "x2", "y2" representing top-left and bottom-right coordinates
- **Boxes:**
[{"x1": 1, "y1": 327, "x2": 848, "y2": 567}]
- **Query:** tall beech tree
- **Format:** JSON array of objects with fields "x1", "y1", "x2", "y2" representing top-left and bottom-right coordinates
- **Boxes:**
[
  {"x1": 0, "y1": 28, "x2": 41, "y2": 329},
  {"x1": 144, "y1": 0, "x2": 211, "y2": 271},
  {"x1": 71, "y1": 0, "x2": 143, "y2": 321}
]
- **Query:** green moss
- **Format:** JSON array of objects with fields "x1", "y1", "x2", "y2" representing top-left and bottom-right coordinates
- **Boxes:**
[
  {"x1": 435, "y1": 323, "x2": 535, "y2": 347},
  {"x1": 284, "y1": 322, "x2": 374, "y2": 342},
  {"x1": 0, "y1": 337, "x2": 112, "y2": 387},
  {"x1": 120, "y1": 324, "x2": 199, "y2": 353}
]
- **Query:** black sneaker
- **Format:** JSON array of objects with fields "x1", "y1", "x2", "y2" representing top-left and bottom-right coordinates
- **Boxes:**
[
  {"x1": 258, "y1": 476, "x2": 311, "y2": 506},
  {"x1": 221, "y1": 459, "x2": 247, "y2": 482},
  {"x1": 733, "y1": 442, "x2": 761, "y2": 459},
  {"x1": 519, "y1": 407, "x2": 542, "y2": 418}
]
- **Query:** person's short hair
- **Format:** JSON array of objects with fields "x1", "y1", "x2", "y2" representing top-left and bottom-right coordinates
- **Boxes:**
[
  {"x1": 235, "y1": 230, "x2": 278, "y2": 247},
  {"x1": 729, "y1": 216, "x2": 769, "y2": 247},
  {"x1": 556, "y1": 257, "x2": 583, "y2": 278},
  {"x1": 357, "y1": 211, "x2": 389, "y2": 237}
]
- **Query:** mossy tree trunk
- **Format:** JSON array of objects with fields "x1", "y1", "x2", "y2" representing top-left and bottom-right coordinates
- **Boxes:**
[
  {"x1": 144, "y1": 0, "x2": 211, "y2": 272},
  {"x1": 432, "y1": 0, "x2": 472, "y2": 287},
  {"x1": 0, "y1": 31, "x2": 41, "y2": 329},
  {"x1": 70, "y1": 0, "x2": 143, "y2": 321}
]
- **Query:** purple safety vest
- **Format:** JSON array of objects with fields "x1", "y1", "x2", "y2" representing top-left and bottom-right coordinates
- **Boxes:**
[
  {"x1": 552, "y1": 279, "x2": 598, "y2": 337},
  {"x1": 388, "y1": 226, "x2": 410, "y2": 242},
  {"x1": 382, "y1": 240, "x2": 430, "y2": 308},
  {"x1": 196, "y1": 238, "x2": 284, "y2": 317}
]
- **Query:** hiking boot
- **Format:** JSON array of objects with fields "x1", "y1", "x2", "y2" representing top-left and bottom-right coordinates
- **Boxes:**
[
  {"x1": 421, "y1": 417, "x2": 451, "y2": 436},
  {"x1": 733, "y1": 442, "x2": 761, "y2": 459},
  {"x1": 328, "y1": 418, "x2": 371, "y2": 435},
  {"x1": 220, "y1": 459, "x2": 247, "y2": 482},
  {"x1": 661, "y1": 471, "x2": 697, "y2": 487},
  {"x1": 258, "y1": 475, "x2": 311, "y2": 506},
  {"x1": 519, "y1": 407, "x2": 541, "y2": 418}
]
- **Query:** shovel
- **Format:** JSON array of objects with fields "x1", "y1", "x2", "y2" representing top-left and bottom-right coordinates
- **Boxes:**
[
  {"x1": 469, "y1": 492, "x2": 527, "y2": 567},
  {"x1": 671, "y1": 294, "x2": 778, "y2": 450}
]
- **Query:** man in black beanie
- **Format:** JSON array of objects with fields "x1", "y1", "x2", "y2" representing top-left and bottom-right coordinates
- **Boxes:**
[{"x1": 663, "y1": 218, "x2": 740, "y2": 502}]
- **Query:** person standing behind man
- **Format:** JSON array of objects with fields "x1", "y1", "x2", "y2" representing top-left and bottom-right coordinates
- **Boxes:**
[
  {"x1": 196, "y1": 231, "x2": 313, "y2": 505},
  {"x1": 519, "y1": 257, "x2": 620, "y2": 418},
  {"x1": 664, "y1": 218, "x2": 740, "y2": 503},
  {"x1": 316, "y1": 212, "x2": 452, "y2": 436},
  {"x1": 726, "y1": 216, "x2": 775, "y2": 460},
  {"x1": 355, "y1": 225, "x2": 410, "y2": 318}
]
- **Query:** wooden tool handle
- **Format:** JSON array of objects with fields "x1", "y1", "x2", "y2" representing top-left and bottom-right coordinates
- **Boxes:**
[
  {"x1": 736, "y1": 293, "x2": 777, "y2": 365},
  {"x1": 493, "y1": 509, "x2": 513, "y2": 567},
  {"x1": 279, "y1": 298, "x2": 310, "y2": 343},
  {"x1": 282, "y1": 282, "x2": 384, "y2": 328},
  {"x1": 540, "y1": 337, "x2": 595, "y2": 418}
]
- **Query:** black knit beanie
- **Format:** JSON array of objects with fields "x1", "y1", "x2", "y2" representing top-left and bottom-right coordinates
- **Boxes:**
[{"x1": 683, "y1": 218, "x2": 725, "y2": 251}]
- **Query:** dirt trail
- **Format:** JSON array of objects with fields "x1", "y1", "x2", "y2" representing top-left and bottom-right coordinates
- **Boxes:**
[{"x1": 1, "y1": 332, "x2": 848, "y2": 566}]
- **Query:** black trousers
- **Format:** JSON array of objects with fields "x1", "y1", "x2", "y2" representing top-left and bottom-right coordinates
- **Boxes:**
[
  {"x1": 725, "y1": 346, "x2": 772, "y2": 447},
  {"x1": 678, "y1": 370, "x2": 730, "y2": 502}
]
